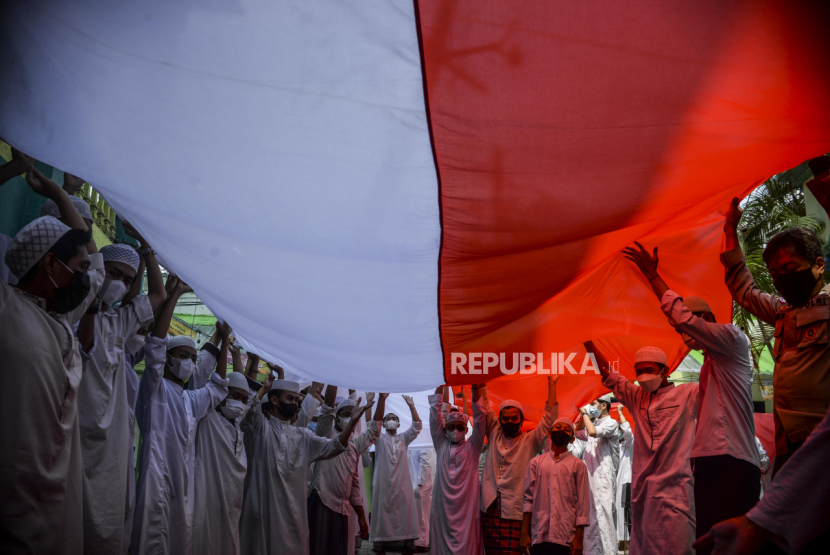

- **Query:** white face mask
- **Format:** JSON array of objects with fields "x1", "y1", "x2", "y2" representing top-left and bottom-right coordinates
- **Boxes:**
[
  {"x1": 638, "y1": 373, "x2": 664, "y2": 393},
  {"x1": 125, "y1": 334, "x2": 145, "y2": 355},
  {"x1": 447, "y1": 429, "x2": 465, "y2": 444},
  {"x1": 168, "y1": 357, "x2": 194, "y2": 381},
  {"x1": 220, "y1": 399, "x2": 246, "y2": 420},
  {"x1": 384, "y1": 420, "x2": 399, "y2": 431},
  {"x1": 584, "y1": 405, "x2": 600, "y2": 419},
  {"x1": 98, "y1": 278, "x2": 128, "y2": 305},
  {"x1": 337, "y1": 416, "x2": 351, "y2": 430}
]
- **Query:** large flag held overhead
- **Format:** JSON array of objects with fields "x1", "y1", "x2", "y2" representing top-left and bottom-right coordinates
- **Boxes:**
[{"x1": 2, "y1": 0, "x2": 829, "y2": 420}]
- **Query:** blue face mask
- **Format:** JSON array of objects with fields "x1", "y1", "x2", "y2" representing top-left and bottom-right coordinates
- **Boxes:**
[
  {"x1": 308, "y1": 422, "x2": 317, "y2": 433},
  {"x1": 587, "y1": 406, "x2": 601, "y2": 419}
]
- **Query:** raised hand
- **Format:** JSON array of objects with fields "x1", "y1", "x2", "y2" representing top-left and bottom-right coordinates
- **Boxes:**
[
  {"x1": 378, "y1": 392, "x2": 390, "y2": 401},
  {"x1": 365, "y1": 392, "x2": 376, "y2": 405},
  {"x1": 266, "y1": 362, "x2": 284, "y2": 380},
  {"x1": 25, "y1": 167, "x2": 64, "y2": 201},
  {"x1": 63, "y1": 173, "x2": 85, "y2": 196},
  {"x1": 11, "y1": 147, "x2": 36, "y2": 169},
  {"x1": 263, "y1": 371, "x2": 276, "y2": 390},
  {"x1": 215, "y1": 320, "x2": 233, "y2": 339},
  {"x1": 122, "y1": 221, "x2": 148, "y2": 247},
  {"x1": 725, "y1": 197, "x2": 742, "y2": 231},
  {"x1": 174, "y1": 279, "x2": 193, "y2": 295},
  {"x1": 622, "y1": 241, "x2": 659, "y2": 279},
  {"x1": 310, "y1": 382, "x2": 324, "y2": 403},
  {"x1": 403, "y1": 395, "x2": 416, "y2": 409},
  {"x1": 616, "y1": 405, "x2": 624, "y2": 413}
]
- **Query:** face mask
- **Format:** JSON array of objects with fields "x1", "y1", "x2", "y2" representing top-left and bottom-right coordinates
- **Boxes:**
[
  {"x1": 774, "y1": 267, "x2": 819, "y2": 307},
  {"x1": 384, "y1": 420, "x2": 399, "y2": 431},
  {"x1": 168, "y1": 357, "x2": 194, "y2": 381},
  {"x1": 48, "y1": 259, "x2": 91, "y2": 313},
  {"x1": 125, "y1": 334, "x2": 145, "y2": 355},
  {"x1": 98, "y1": 278, "x2": 128, "y2": 305},
  {"x1": 308, "y1": 421, "x2": 317, "y2": 433},
  {"x1": 277, "y1": 400, "x2": 298, "y2": 419},
  {"x1": 500, "y1": 421, "x2": 521, "y2": 438},
  {"x1": 220, "y1": 399, "x2": 246, "y2": 420},
  {"x1": 447, "y1": 429, "x2": 465, "y2": 443},
  {"x1": 638, "y1": 373, "x2": 663, "y2": 393},
  {"x1": 337, "y1": 416, "x2": 351, "y2": 430},
  {"x1": 585, "y1": 405, "x2": 600, "y2": 419},
  {"x1": 550, "y1": 430, "x2": 573, "y2": 447}
]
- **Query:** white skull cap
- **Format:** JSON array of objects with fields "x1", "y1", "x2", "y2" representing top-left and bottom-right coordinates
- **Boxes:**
[
  {"x1": 446, "y1": 411, "x2": 468, "y2": 424},
  {"x1": 227, "y1": 372, "x2": 248, "y2": 391},
  {"x1": 634, "y1": 346, "x2": 667, "y2": 365},
  {"x1": 101, "y1": 244, "x2": 140, "y2": 273},
  {"x1": 4, "y1": 216, "x2": 71, "y2": 279},
  {"x1": 499, "y1": 399, "x2": 524, "y2": 414},
  {"x1": 684, "y1": 295, "x2": 712, "y2": 314},
  {"x1": 597, "y1": 393, "x2": 612, "y2": 404},
  {"x1": 270, "y1": 379, "x2": 300, "y2": 394},
  {"x1": 553, "y1": 417, "x2": 575, "y2": 435},
  {"x1": 336, "y1": 399, "x2": 356, "y2": 413},
  {"x1": 166, "y1": 334, "x2": 197, "y2": 352},
  {"x1": 40, "y1": 196, "x2": 93, "y2": 222}
]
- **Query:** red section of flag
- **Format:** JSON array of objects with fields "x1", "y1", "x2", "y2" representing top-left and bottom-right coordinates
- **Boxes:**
[{"x1": 417, "y1": 0, "x2": 830, "y2": 410}]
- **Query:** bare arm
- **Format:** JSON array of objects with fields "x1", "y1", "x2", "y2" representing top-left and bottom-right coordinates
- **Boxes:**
[
  {"x1": 337, "y1": 399, "x2": 373, "y2": 447},
  {"x1": 374, "y1": 393, "x2": 387, "y2": 421},
  {"x1": 581, "y1": 409, "x2": 598, "y2": 438},
  {"x1": 121, "y1": 255, "x2": 145, "y2": 306},
  {"x1": 621, "y1": 242, "x2": 669, "y2": 300},
  {"x1": 583, "y1": 341, "x2": 612, "y2": 380},
  {"x1": 25, "y1": 167, "x2": 97, "y2": 253},
  {"x1": 0, "y1": 148, "x2": 32, "y2": 186},
  {"x1": 229, "y1": 343, "x2": 244, "y2": 374},
  {"x1": 152, "y1": 280, "x2": 190, "y2": 338},
  {"x1": 123, "y1": 222, "x2": 166, "y2": 311},
  {"x1": 724, "y1": 197, "x2": 742, "y2": 252},
  {"x1": 404, "y1": 394, "x2": 421, "y2": 423},
  {"x1": 323, "y1": 383, "x2": 337, "y2": 408},
  {"x1": 257, "y1": 371, "x2": 276, "y2": 401},
  {"x1": 214, "y1": 321, "x2": 231, "y2": 379}
]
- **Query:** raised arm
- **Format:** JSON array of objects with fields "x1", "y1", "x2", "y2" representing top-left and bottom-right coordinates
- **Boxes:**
[
  {"x1": 121, "y1": 254, "x2": 145, "y2": 307},
  {"x1": 531, "y1": 376, "x2": 560, "y2": 450},
  {"x1": 152, "y1": 279, "x2": 190, "y2": 338},
  {"x1": 469, "y1": 384, "x2": 487, "y2": 451},
  {"x1": 622, "y1": 241, "x2": 669, "y2": 300},
  {"x1": 402, "y1": 395, "x2": 423, "y2": 445},
  {"x1": 578, "y1": 406, "x2": 598, "y2": 438},
  {"x1": 0, "y1": 147, "x2": 34, "y2": 186},
  {"x1": 25, "y1": 167, "x2": 96, "y2": 253},
  {"x1": 122, "y1": 221, "x2": 166, "y2": 311},
  {"x1": 429, "y1": 388, "x2": 446, "y2": 450},
  {"x1": 214, "y1": 322, "x2": 231, "y2": 380},
  {"x1": 336, "y1": 398, "x2": 374, "y2": 447},
  {"x1": 583, "y1": 341, "x2": 612, "y2": 381}
]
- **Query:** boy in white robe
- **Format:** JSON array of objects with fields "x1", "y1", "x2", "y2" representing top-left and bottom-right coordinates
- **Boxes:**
[
  {"x1": 75, "y1": 236, "x2": 166, "y2": 555},
  {"x1": 131, "y1": 280, "x2": 230, "y2": 555},
  {"x1": 408, "y1": 447, "x2": 435, "y2": 550},
  {"x1": 615, "y1": 405, "x2": 634, "y2": 549},
  {"x1": 575, "y1": 393, "x2": 619, "y2": 555},
  {"x1": 520, "y1": 417, "x2": 589, "y2": 555},
  {"x1": 429, "y1": 385, "x2": 486, "y2": 555},
  {"x1": 370, "y1": 397, "x2": 423, "y2": 554},
  {"x1": 1, "y1": 169, "x2": 103, "y2": 555},
  {"x1": 239, "y1": 377, "x2": 371, "y2": 555}
]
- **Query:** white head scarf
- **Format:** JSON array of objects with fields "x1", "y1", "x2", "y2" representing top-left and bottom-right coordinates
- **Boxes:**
[{"x1": 4, "y1": 216, "x2": 71, "y2": 279}]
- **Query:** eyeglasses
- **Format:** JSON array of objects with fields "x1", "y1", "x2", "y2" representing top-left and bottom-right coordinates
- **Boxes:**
[{"x1": 446, "y1": 424, "x2": 466, "y2": 432}]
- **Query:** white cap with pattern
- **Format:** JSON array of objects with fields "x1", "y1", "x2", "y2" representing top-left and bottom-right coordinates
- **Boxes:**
[
  {"x1": 101, "y1": 244, "x2": 140, "y2": 273},
  {"x1": 227, "y1": 372, "x2": 249, "y2": 391},
  {"x1": 40, "y1": 196, "x2": 93, "y2": 222},
  {"x1": 166, "y1": 334, "x2": 197, "y2": 352},
  {"x1": 4, "y1": 216, "x2": 71, "y2": 279},
  {"x1": 634, "y1": 346, "x2": 667, "y2": 366}
]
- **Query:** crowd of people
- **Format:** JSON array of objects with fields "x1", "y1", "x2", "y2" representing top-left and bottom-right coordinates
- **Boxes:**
[{"x1": 1, "y1": 147, "x2": 829, "y2": 555}]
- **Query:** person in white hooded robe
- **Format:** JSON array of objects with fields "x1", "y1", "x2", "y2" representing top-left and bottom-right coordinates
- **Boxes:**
[
  {"x1": 370, "y1": 396, "x2": 423, "y2": 554},
  {"x1": 239, "y1": 376, "x2": 371, "y2": 555},
  {"x1": 575, "y1": 393, "x2": 620, "y2": 555},
  {"x1": 74, "y1": 237, "x2": 166, "y2": 555},
  {"x1": 191, "y1": 353, "x2": 257, "y2": 555},
  {"x1": 408, "y1": 447, "x2": 435, "y2": 550},
  {"x1": 615, "y1": 404, "x2": 634, "y2": 548},
  {"x1": 131, "y1": 280, "x2": 230, "y2": 555},
  {"x1": 429, "y1": 384, "x2": 486, "y2": 555},
  {"x1": 586, "y1": 341, "x2": 697, "y2": 555},
  {"x1": 308, "y1": 387, "x2": 382, "y2": 555},
  {"x1": 0, "y1": 168, "x2": 103, "y2": 555}
]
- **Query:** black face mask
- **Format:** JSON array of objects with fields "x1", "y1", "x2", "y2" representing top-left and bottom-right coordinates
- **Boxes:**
[
  {"x1": 51, "y1": 268, "x2": 91, "y2": 314},
  {"x1": 500, "y1": 421, "x2": 522, "y2": 438},
  {"x1": 773, "y1": 267, "x2": 819, "y2": 307},
  {"x1": 277, "y1": 400, "x2": 298, "y2": 419},
  {"x1": 550, "y1": 430, "x2": 573, "y2": 447}
]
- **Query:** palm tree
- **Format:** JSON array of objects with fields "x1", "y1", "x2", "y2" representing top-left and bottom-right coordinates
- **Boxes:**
[{"x1": 732, "y1": 162, "x2": 825, "y2": 385}]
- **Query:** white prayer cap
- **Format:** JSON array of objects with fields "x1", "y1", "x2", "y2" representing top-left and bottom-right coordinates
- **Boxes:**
[
  {"x1": 270, "y1": 379, "x2": 300, "y2": 394},
  {"x1": 166, "y1": 334, "x2": 197, "y2": 352},
  {"x1": 446, "y1": 411, "x2": 468, "y2": 425},
  {"x1": 499, "y1": 399, "x2": 524, "y2": 414},
  {"x1": 40, "y1": 196, "x2": 93, "y2": 222},
  {"x1": 336, "y1": 399, "x2": 356, "y2": 414},
  {"x1": 4, "y1": 216, "x2": 71, "y2": 279},
  {"x1": 684, "y1": 295, "x2": 712, "y2": 314},
  {"x1": 101, "y1": 244, "x2": 140, "y2": 273},
  {"x1": 227, "y1": 372, "x2": 248, "y2": 391},
  {"x1": 597, "y1": 393, "x2": 612, "y2": 405},
  {"x1": 634, "y1": 346, "x2": 667, "y2": 366},
  {"x1": 553, "y1": 417, "x2": 575, "y2": 435}
]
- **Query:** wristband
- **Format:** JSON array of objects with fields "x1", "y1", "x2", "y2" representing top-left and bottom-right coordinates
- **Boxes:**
[{"x1": 647, "y1": 274, "x2": 659, "y2": 282}]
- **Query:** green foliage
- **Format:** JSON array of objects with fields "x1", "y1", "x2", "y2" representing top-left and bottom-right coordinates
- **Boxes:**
[{"x1": 733, "y1": 168, "x2": 825, "y2": 377}]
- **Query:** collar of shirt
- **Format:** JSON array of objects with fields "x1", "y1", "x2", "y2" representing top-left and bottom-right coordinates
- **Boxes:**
[
  {"x1": 652, "y1": 383, "x2": 676, "y2": 396},
  {"x1": 12, "y1": 286, "x2": 48, "y2": 311},
  {"x1": 547, "y1": 450, "x2": 571, "y2": 463}
]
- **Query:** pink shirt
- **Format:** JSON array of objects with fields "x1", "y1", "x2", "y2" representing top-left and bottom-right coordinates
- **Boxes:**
[{"x1": 523, "y1": 451, "x2": 589, "y2": 547}]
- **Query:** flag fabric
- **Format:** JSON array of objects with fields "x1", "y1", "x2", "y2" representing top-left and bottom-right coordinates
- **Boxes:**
[{"x1": 2, "y1": 0, "x2": 829, "y2": 416}]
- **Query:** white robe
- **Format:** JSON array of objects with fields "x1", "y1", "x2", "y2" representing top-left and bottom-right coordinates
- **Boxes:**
[
  {"x1": 408, "y1": 448, "x2": 435, "y2": 548},
  {"x1": 577, "y1": 415, "x2": 620, "y2": 555},
  {"x1": 605, "y1": 373, "x2": 698, "y2": 555},
  {"x1": 239, "y1": 399, "x2": 347, "y2": 555},
  {"x1": 77, "y1": 295, "x2": 153, "y2": 555},
  {"x1": 616, "y1": 422, "x2": 634, "y2": 541},
  {"x1": 428, "y1": 394, "x2": 486, "y2": 555},
  {"x1": 191, "y1": 407, "x2": 248, "y2": 555},
  {"x1": 370, "y1": 418, "x2": 423, "y2": 542},
  {"x1": 131, "y1": 336, "x2": 229, "y2": 555},
  {"x1": 0, "y1": 254, "x2": 104, "y2": 555}
]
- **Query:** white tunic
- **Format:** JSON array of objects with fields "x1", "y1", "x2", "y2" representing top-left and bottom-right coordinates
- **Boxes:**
[
  {"x1": 428, "y1": 394, "x2": 486, "y2": 555},
  {"x1": 239, "y1": 399, "x2": 347, "y2": 555},
  {"x1": 77, "y1": 295, "x2": 153, "y2": 554},
  {"x1": 604, "y1": 373, "x2": 698, "y2": 555},
  {"x1": 408, "y1": 448, "x2": 435, "y2": 547},
  {"x1": 577, "y1": 415, "x2": 620, "y2": 555},
  {"x1": 0, "y1": 253, "x2": 104, "y2": 555},
  {"x1": 191, "y1": 406, "x2": 248, "y2": 555},
  {"x1": 616, "y1": 421, "x2": 634, "y2": 541},
  {"x1": 370, "y1": 417, "x2": 423, "y2": 542},
  {"x1": 131, "y1": 335, "x2": 229, "y2": 555}
]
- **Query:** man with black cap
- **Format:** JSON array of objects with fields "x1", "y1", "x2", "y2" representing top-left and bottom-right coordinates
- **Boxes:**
[{"x1": 623, "y1": 241, "x2": 760, "y2": 552}]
